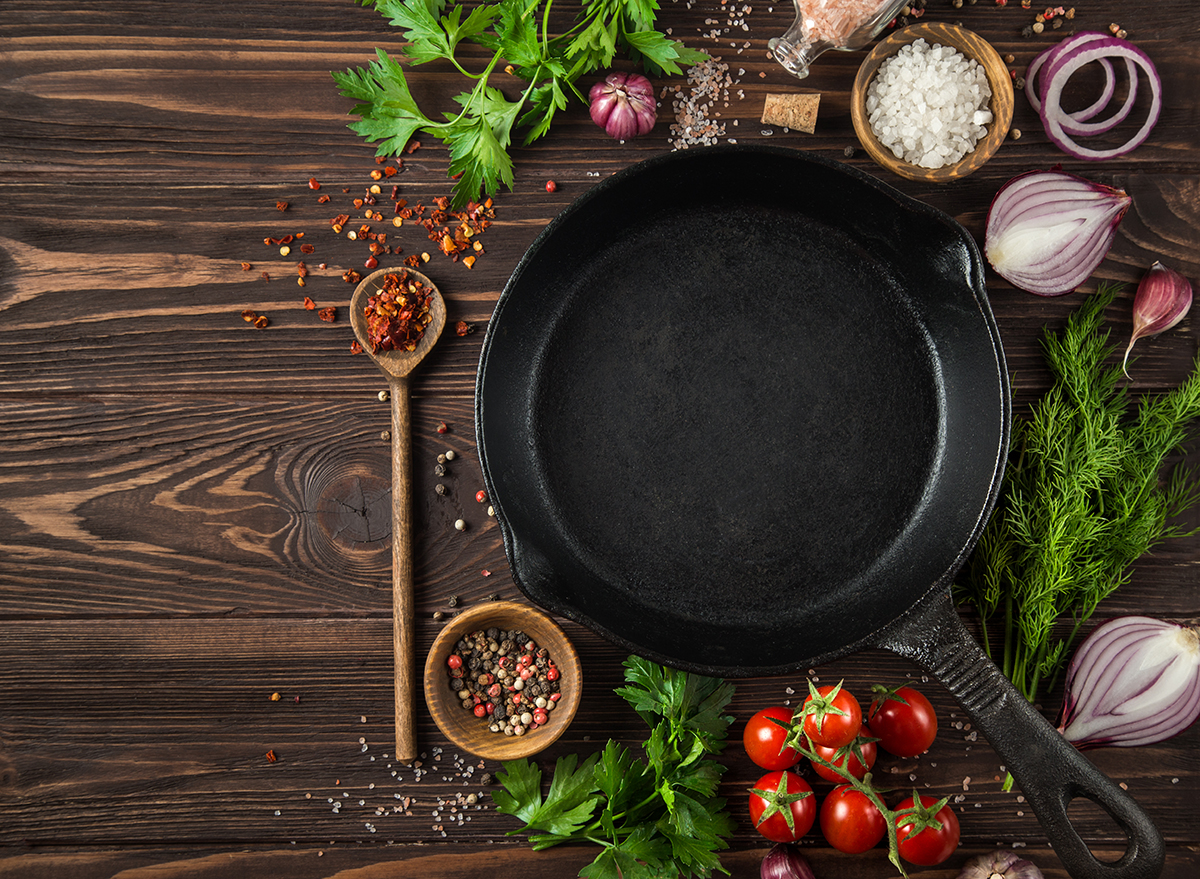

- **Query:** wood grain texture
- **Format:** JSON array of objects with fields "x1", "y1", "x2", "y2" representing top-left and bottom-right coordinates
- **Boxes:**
[{"x1": 3, "y1": 0, "x2": 1200, "y2": 876}]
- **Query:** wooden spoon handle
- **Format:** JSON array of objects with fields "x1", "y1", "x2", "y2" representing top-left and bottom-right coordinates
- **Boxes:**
[{"x1": 389, "y1": 375, "x2": 417, "y2": 763}]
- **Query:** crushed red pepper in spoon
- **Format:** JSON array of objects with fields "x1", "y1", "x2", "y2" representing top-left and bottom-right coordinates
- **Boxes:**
[{"x1": 362, "y1": 270, "x2": 435, "y2": 352}]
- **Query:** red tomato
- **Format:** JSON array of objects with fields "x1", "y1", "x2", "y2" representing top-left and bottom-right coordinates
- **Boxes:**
[
  {"x1": 868, "y1": 685, "x2": 938, "y2": 757},
  {"x1": 748, "y1": 770, "x2": 816, "y2": 843},
  {"x1": 802, "y1": 683, "x2": 862, "y2": 749},
  {"x1": 894, "y1": 794, "x2": 960, "y2": 865},
  {"x1": 810, "y1": 727, "x2": 877, "y2": 782},
  {"x1": 819, "y1": 784, "x2": 886, "y2": 854},
  {"x1": 744, "y1": 706, "x2": 801, "y2": 770}
]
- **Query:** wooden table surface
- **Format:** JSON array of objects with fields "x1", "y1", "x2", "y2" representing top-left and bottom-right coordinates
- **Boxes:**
[{"x1": 2, "y1": 1, "x2": 1198, "y2": 877}]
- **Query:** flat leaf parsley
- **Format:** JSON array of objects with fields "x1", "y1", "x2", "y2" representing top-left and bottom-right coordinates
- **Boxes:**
[
  {"x1": 493, "y1": 656, "x2": 737, "y2": 879},
  {"x1": 332, "y1": 0, "x2": 707, "y2": 206}
]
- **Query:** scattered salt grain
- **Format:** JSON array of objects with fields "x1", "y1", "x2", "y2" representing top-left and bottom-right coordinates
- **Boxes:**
[{"x1": 866, "y1": 38, "x2": 992, "y2": 169}]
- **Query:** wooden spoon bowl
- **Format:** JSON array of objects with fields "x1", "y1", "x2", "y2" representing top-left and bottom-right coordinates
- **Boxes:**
[
  {"x1": 424, "y1": 601, "x2": 582, "y2": 761},
  {"x1": 350, "y1": 267, "x2": 447, "y2": 764},
  {"x1": 851, "y1": 22, "x2": 1014, "y2": 182}
]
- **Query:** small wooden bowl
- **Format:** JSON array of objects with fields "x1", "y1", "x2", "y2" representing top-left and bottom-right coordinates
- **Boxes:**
[
  {"x1": 424, "y1": 601, "x2": 582, "y2": 761},
  {"x1": 851, "y1": 22, "x2": 1014, "y2": 182}
]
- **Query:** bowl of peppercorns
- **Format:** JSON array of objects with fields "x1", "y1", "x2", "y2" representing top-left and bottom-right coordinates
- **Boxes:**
[{"x1": 424, "y1": 600, "x2": 582, "y2": 760}]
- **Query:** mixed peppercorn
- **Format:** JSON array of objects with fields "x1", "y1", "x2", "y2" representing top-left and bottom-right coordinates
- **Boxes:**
[{"x1": 446, "y1": 628, "x2": 563, "y2": 737}]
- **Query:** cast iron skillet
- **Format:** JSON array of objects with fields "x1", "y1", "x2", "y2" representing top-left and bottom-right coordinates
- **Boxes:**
[{"x1": 475, "y1": 145, "x2": 1163, "y2": 879}]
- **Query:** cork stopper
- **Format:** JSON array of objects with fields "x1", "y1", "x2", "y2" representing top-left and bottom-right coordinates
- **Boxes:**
[{"x1": 761, "y1": 92, "x2": 821, "y2": 133}]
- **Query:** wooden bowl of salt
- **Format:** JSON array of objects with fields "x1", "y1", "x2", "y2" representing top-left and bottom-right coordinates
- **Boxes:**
[{"x1": 851, "y1": 22, "x2": 1014, "y2": 182}]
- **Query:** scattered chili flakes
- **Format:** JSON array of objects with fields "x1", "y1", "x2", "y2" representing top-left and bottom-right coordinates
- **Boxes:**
[
  {"x1": 404, "y1": 254, "x2": 421, "y2": 268},
  {"x1": 455, "y1": 320, "x2": 474, "y2": 337},
  {"x1": 276, "y1": 201, "x2": 290, "y2": 212},
  {"x1": 350, "y1": 340, "x2": 364, "y2": 355},
  {"x1": 300, "y1": 243, "x2": 315, "y2": 254},
  {"x1": 241, "y1": 262, "x2": 253, "y2": 271},
  {"x1": 266, "y1": 749, "x2": 278, "y2": 762},
  {"x1": 242, "y1": 309, "x2": 258, "y2": 323},
  {"x1": 308, "y1": 177, "x2": 322, "y2": 190},
  {"x1": 297, "y1": 262, "x2": 309, "y2": 278},
  {"x1": 261, "y1": 271, "x2": 271, "y2": 282},
  {"x1": 362, "y1": 270, "x2": 434, "y2": 352},
  {"x1": 342, "y1": 269, "x2": 362, "y2": 284},
  {"x1": 404, "y1": 141, "x2": 421, "y2": 154},
  {"x1": 436, "y1": 421, "x2": 449, "y2": 434},
  {"x1": 318, "y1": 307, "x2": 337, "y2": 323},
  {"x1": 303, "y1": 297, "x2": 316, "y2": 310},
  {"x1": 317, "y1": 194, "x2": 331, "y2": 204},
  {"x1": 254, "y1": 315, "x2": 269, "y2": 328}
]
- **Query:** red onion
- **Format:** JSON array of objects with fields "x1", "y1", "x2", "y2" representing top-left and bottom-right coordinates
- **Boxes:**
[
  {"x1": 1027, "y1": 33, "x2": 1137, "y2": 136},
  {"x1": 984, "y1": 170, "x2": 1131, "y2": 296},
  {"x1": 1057, "y1": 616, "x2": 1200, "y2": 750},
  {"x1": 1037, "y1": 35, "x2": 1161, "y2": 160},
  {"x1": 1122, "y1": 261, "x2": 1194, "y2": 375},
  {"x1": 589, "y1": 72, "x2": 657, "y2": 140},
  {"x1": 761, "y1": 843, "x2": 816, "y2": 879}
]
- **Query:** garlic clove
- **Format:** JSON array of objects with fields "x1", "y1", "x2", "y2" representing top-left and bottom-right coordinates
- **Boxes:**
[
  {"x1": 760, "y1": 843, "x2": 816, "y2": 879},
  {"x1": 1122, "y1": 261, "x2": 1193, "y2": 376}
]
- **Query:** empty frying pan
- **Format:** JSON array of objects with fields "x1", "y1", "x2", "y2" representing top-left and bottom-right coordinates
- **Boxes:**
[{"x1": 475, "y1": 146, "x2": 1163, "y2": 879}]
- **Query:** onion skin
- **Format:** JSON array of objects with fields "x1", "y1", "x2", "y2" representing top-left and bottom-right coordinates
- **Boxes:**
[
  {"x1": 984, "y1": 170, "x2": 1131, "y2": 296},
  {"x1": 588, "y1": 72, "x2": 657, "y2": 140},
  {"x1": 1122, "y1": 261, "x2": 1193, "y2": 375},
  {"x1": 957, "y1": 849, "x2": 1045, "y2": 879},
  {"x1": 1057, "y1": 616, "x2": 1200, "y2": 750},
  {"x1": 760, "y1": 843, "x2": 816, "y2": 879}
]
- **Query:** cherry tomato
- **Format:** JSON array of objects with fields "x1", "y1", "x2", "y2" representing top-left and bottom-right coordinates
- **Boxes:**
[
  {"x1": 894, "y1": 794, "x2": 960, "y2": 866},
  {"x1": 802, "y1": 683, "x2": 862, "y2": 749},
  {"x1": 868, "y1": 685, "x2": 938, "y2": 757},
  {"x1": 748, "y1": 770, "x2": 815, "y2": 843},
  {"x1": 819, "y1": 784, "x2": 886, "y2": 853},
  {"x1": 743, "y1": 706, "x2": 801, "y2": 770},
  {"x1": 810, "y1": 727, "x2": 877, "y2": 782}
]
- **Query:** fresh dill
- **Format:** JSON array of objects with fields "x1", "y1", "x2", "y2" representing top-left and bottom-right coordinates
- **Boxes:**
[{"x1": 956, "y1": 283, "x2": 1200, "y2": 705}]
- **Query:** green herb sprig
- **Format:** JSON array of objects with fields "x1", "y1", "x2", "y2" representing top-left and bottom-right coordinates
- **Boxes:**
[
  {"x1": 332, "y1": 0, "x2": 707, "y2": 207},
  {"x1": 493, "y1": 656, "x2": 736, "y2": 879},
  {"x1": 956, "y1": 283, "x2": 1200, "y2": 710}
]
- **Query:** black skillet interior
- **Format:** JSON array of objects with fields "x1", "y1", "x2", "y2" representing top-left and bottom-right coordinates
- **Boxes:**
[{"x1": 476, "y1": 145, "x2": 1008, "y2": 676}]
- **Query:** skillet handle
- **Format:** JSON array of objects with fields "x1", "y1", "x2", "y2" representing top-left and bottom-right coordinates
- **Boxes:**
[{"x1": 877, "y1": 591, "x2": 1165, "y2": 879}]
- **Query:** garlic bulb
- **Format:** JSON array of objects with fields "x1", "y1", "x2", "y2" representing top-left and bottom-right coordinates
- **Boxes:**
[{"x1": 957, "y1": 850, "x2": 1044, "y2": 879}]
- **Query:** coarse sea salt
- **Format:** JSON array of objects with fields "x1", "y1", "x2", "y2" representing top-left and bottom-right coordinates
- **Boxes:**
[{"x1": 866, "y1": 39, "x2": 992, "y2": 169}]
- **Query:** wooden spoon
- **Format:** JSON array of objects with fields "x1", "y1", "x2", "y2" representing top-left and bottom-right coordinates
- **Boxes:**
[{"x1": 350, "y1": 267, "x2": 447, "y2": 764}]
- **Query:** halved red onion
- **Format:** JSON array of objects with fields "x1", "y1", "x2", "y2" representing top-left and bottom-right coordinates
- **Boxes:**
[
  {"x1": 1058, "y1": 616, "x2": 1200, "y2": 750},
  {"x1": 984, "y1": 170, "x2": 1131, "y2": 296},
  {"x1": 1040, "y1": 36, "x2": 1161, "y2": 160}
]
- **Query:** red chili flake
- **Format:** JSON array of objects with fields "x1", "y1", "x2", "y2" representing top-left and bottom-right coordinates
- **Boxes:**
[
  {"x1": 279, "y1": 234, "x2": 294, "y2": 245},
  {"x1": 300, "y1": 243, "x2": 315, "y2": 254},
  {"x1": 365, "y1": 256, "x2": 379, "y2": 270},
  {"x1": 276, "y1": 201, "x2": 289, "y2": 212},
  {"x1": 404, "y1": 141, "x2": 421, "y2": 154},
  {"x1": 308, "y1": 177, "x2": 321, "y2": 190},
  {"x1": 242, "y1": 309, "x2": 258, "y2": 323},
  {"x1": 455, "y1": 320, "x2": 474, "y2": 337},
  {"x1": 404, "y1": 254, "x2": 420, "y2": 268},
  {"x1": 331, "y1": 213, "x2": 350, "y2": 228},
  {"x1": 361, "y1": 270, "x2": 434, "y2": 353},
  {"x1": 545, "y1": 180, "x2": 557, "y2": 193},
  {"x1": 261, "y1": 272, "x2": 270, "y2": 282},
  {"x1": 342, "y1": 269, "x2": 361, "y2": 284},
  {"x1": 481, "y1": 569, "x2": 491, "y2": 577},
  {"x1": 318, "y1": 307, "x2": 337, "y2": 323},
  {"x1": 383, "y1": 166, "x2": 398, "y2": 178},
  {"x1": 303, "y1": 297, "x2": 316, "y2": 310},
  {"x1": 370, "y1": 169, "x2": 383, "y2": 181},
  {"x1": 436, "y1": 421, "x2": 449, "y2": 434},
  {"x1": 254, "y1": 314, "x2": 269, "y2": 328},
  {"x1": 317, "y1": 194, "x2": 331, "y2": 204},
  {"x1": 353, "y1": 198, "x2": 365, "y2": 209},
  {"x1": 350, "y1": 340, "x2": 364, "y2": 355},
  {"x1": 297, "y1": 262, "x2": 309, "y2": 278},
  {"x1": 265, "y1": 749, "x2": 278, "y2": 763},
  {"x1": 375, "y1": 156, "x2": 387, "y2": 164},
  {"x1": 241, "y1": 262, "x2": 253, "y2": 271}
]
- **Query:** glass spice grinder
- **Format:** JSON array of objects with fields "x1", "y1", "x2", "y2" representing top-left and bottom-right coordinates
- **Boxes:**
[{"x1": 769, "y1": 0, "x2": 911, "y2": 79}]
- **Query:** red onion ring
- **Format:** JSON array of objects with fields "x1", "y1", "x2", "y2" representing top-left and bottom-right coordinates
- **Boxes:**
[
  {"x1": 1027, "y1": 32, "x2": 1117, "y2": 124},
  {"x1": 1040, "y1": 33, "x2": 1139, "y2": 136},
  {"x1": 1039, "y1": 36, "x2": 1161, "y2": 160}
]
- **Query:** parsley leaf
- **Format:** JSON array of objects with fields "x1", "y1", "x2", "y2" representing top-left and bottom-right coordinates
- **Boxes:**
[
  {"x1": 496, "y1": 657, "x2": 735, "y2": 878},
  {"x1": 336, "y1": 0, "x2": 707, "y2": 206}
]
